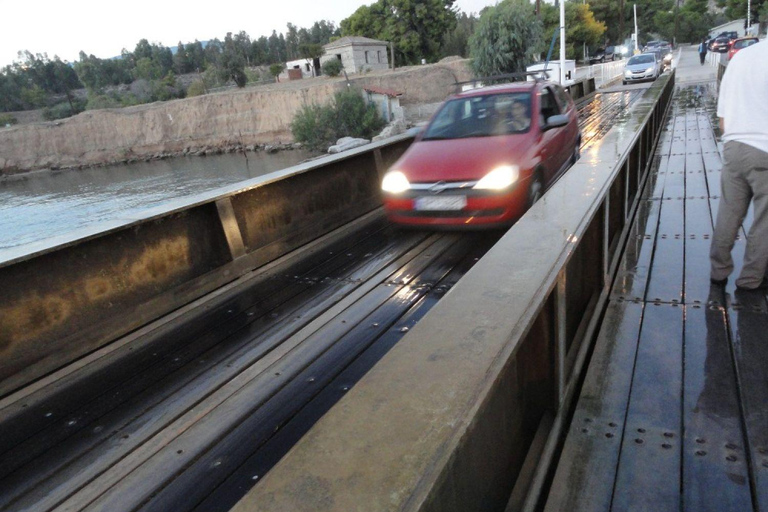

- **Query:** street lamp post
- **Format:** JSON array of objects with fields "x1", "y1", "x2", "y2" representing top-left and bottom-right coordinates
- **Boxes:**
[{"x1": 560, "y1": 0, "x2": 566, "y2": 84}]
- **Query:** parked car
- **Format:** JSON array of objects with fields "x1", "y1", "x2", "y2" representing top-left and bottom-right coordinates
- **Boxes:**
[
  {"x1": 716, "y1": 31, "x2": 739, "y2": 40},
  {"x1": 381, "y1": 80, "x2": 581, "y2": 228},
  {"x1": 709, "y1": 36, "x2": 731, "y2": 53},
  {"x1": 622, "y1": 52, "x2": 662, "y2": 85},
  {"x1": 728, "y1": 36, "x2": 759, "y2": 60},
  {"x1": 589, "y1": 46, "x2": 616, "y2": 63}
]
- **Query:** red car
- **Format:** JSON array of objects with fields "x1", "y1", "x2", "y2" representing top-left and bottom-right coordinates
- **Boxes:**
[
  {"x1": 381, "y1": 80, "x2": 581, "y2": 228},
  {"x1": 728, "y1": 37, "x2": 759, "y2": 60}
]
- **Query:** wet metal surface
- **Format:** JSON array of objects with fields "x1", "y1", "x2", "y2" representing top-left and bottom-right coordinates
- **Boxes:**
[{"x1": 546, "y1": 75, "x2": 767, "y2": 511}]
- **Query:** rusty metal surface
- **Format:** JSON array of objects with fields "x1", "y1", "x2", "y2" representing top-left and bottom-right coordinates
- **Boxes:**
[{"x1": 0, "y1": 136, "x2": 411, "y2": 397}]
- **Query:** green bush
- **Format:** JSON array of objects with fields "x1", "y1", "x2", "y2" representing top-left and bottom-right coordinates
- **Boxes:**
[
  {"x1": 187, "y1": 80, "x2": 207, "y2": 97},
  {"x1": 291, "y1": 88, "x2": 386, "y2": 151},
  {"x1": 269, "y1": 63, "x2": 285, "y2": 80},
  {"x1": 0, "y1": 113, "x2": 17, "y2": 126},
  {"x1": 42, "y1": 99, "x2": 86, "y2": 120},
  {"x1": 86, "y1": 92, "x2": 123, "y2": 110},
  {"x1": 322, "y1": 59, "x2": 343, "y2": 77}
]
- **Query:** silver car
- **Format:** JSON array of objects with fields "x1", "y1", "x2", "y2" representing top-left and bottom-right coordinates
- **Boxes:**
[{"x1": 622, "y1": 53, "x2": 661, "y2": 85}]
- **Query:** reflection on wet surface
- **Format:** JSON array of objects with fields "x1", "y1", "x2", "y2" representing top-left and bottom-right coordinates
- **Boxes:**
[
  {"x1": 0, "y1": 150, "x2": 312, "y2": 258},
  {"x1": 546, "y1": 81, "x2": 768, "y2": 511}
]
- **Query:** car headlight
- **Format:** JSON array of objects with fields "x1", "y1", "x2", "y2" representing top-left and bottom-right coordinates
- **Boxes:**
[
  {"x1": 473, "y1": 165, "x2": 519, "y2": 190},
  {"x1": 381, "y1": 171, "x2": 410, "y2": 194},
  {"x1": 624, "y1": 70, "x2": 631, "y2": 77},
  {"x1": 645, "y1": 67, "x2": 654, "y2": 73}
]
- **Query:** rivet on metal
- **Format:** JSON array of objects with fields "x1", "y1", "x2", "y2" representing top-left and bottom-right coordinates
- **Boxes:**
[
  {"x1": 252, "y1": 475, "x2": 260, "y2": 480},
  {"x1": 696, "y1": 450, "x2": 707, "y2": 456},
  {"x1": 342, "y1": 386, "x2": 349, "y2": 391},
  {"x1": 662, "y1": 443, "x2": 672, "y2": 449},
  {"x1": 727, "y1": 455, "x2": 737, "y2": 462},
  {"x1": 177, "y1": 450, "x2": 183, "y2": 454},
  {"x1": 584, "y1": 418, "x2": 593, "y2": 423},
  {"x1": 581, "y1": 428, "x2": 589, "y2": 434},
  {"x1": 663, "y1": 432, "x2": 674, "y2": 438},
  {"x1": 400, "y1": 327, "x2": 409, "y2": 332},
  {"x1": 696, "y1": 438, "x2": 706, "y2": 445},
  {"x1": 609, "y1": 422, "x2": 617, "y2": 427},
  {"x1": 637, "y1": 428, "x2": 646, "y2": 433},
  {"x1": 45, "y1": 412, "x2": 52, "y2": 418},
  {"x1": 726, "y1": 443, "x2": 738, "y2": 450},
  {"x1": 213, "y1": 460, "x2": 222, "y2": 467},
  {"x1": 372, "y1": 322, "x2": 379, "y2": 327},
  {"x1": 605, "y1": 433, "x2": 615, "y2": 439},
  {"x1": 635, "y1": 438, "x2": 644, "y2": 445}
]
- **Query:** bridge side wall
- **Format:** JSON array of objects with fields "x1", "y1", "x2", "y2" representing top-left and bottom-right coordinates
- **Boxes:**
[
  {"x1": 231, "y1": 73, "x2": 676, "y2": 512},
  {"x1": 0, "y1": 136, "x2": 412, "y2": 398}
]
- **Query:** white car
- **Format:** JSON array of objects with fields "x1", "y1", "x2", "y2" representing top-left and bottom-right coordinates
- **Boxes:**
[{"x1": 622, "y1": 53, "x2": 661, "y2": 85}]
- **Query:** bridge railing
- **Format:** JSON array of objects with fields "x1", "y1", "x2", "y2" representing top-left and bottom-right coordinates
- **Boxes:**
[
  {"x1": 232, "y1": 72, "x2": 677, "y2": 512},
  {"x1": 0, "y1": 133, "x2": 413, "y2": 397},
  {"x1": 573, "y1": 59, "x2": 626, "y2": 88}
]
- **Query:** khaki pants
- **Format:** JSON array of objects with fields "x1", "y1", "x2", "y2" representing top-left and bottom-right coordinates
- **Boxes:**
[{"x1": 710, "y1": 141, "x2": 768, "y2": 288}]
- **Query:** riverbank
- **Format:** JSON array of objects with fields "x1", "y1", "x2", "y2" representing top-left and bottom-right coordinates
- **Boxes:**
[{"x1": 0, "y1": 59, "x2": 471, "y2": 177}]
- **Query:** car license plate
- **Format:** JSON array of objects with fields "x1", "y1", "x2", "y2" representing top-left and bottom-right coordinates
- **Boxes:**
[{"x1": 415, "y1": 196, "x2": 467, "y2": 211}]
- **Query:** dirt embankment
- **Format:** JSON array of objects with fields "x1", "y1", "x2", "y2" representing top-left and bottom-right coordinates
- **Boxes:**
[{"x1": 0, "y1": 59, "x2": 471, "y2": 176}]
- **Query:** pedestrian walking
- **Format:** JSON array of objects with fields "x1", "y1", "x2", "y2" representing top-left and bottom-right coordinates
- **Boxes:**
[
  {"x1": 710, "y1": 39, "x2": 768, "y2": 290},
  {"x1": 698, "y1": 38, "x2": 708, "y2": 65}
]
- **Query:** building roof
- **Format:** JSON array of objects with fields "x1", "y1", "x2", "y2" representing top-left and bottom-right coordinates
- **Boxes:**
[
  {"x1": 323, "y1": 36, "x2": 389, "y2": 50},
  {"x1": 363, "y1": 86, "x2": 402, "y2": 97}
]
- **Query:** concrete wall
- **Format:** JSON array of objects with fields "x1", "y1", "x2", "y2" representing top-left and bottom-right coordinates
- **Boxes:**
[{"x1": 0, "y1": 59, "x2": 471, "y2": 174}]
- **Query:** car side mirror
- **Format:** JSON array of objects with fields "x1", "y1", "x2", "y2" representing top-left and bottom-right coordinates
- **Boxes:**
[{"x1": 543, "y1": 114, "x2": 568, "y2": 130}]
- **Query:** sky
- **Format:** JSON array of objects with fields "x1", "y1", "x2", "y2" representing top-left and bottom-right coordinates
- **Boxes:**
[{"x1": 0, "y1": 0, "x2": 503, "y2": 68}]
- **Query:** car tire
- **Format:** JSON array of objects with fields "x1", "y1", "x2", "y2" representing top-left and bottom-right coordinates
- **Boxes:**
[
  {"x1": 622, "y1": 80, "x2": 627, "y2": 85},
  {"x1": 527, "y1": 174, "x2": 544, "y2": 208},
  {"x1": 572, "y1": 139, "x2": 581, "y2": 165}
]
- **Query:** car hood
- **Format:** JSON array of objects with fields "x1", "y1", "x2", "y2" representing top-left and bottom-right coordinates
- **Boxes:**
[
  {"x1": 395, "y1": 135, "x2": 534, "y2": 182},
  {"x1": 626, "y1": 62, "x2": 656, "y2": 72}
]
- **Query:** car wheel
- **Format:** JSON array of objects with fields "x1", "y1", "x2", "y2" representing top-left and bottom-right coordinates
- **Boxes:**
[
  {"x1": 623, "y1": 80, "x2": 627, "y2": 85},
  {"x1": 572, "y1": 140, "x2": 581, "y2": 164},
  {"x1": 527, "y1": 174, "x2": 544, "y2": 208}
]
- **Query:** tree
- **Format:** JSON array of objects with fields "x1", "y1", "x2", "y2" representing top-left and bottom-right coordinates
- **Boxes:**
[
  {"x1": 291, "y1": 88, "x2": 385, "y2": 150},
  {"x1": 469, "y1": 0, "x2": 543, "y2": 76},
  {"x1": 299, "y1": 43, "x2": 323, "y2": 76},
  {"x1": 540, "y1": 1, "x2": 605, "y2": 60},
  {"x1": 173, "y1": 41, "x2": 191, "y2": 74},
  {"x1": 269, "y1": 63, "x2": 285, "y2": 82},
  {"x1": 718, "y1": 0, "x2": 766, "y2": 23},
  {"x1": 440, "y1": 11, "x2": 479, "y2": 58},
  {"x1": 221, "y1": 32, "x2": 247, "y2": 87},
  {"x1": 341, "y1": 0, "x2": 458, "y2": 64},
  {"x1": 286, "y1": 23, "x2": 300, "y2": 60}
]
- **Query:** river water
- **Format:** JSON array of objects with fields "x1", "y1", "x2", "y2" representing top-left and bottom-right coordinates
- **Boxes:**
[{"x1": 0, "y1": 149, "x2": 313, "y2": 262}]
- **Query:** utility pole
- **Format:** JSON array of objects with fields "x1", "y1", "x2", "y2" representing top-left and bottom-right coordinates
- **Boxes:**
[
  {"x1": 747, "y1": 0, "x2": 751, "y2": 32},
  {"x1": 560, "y1": 0, "x2": 566, "y2": 85},
  {"x1": 634, "y1": 4, "x2": 639, "y2": 53},
  {"x1": 673, "y1": 0, "x2": 680, "y2": 47},
  {"x1": 619, "y1": 0, "x2": 625, "y2": 42}
]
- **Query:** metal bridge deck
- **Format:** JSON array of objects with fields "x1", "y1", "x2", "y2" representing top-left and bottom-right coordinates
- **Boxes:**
[
  {"x1": 545, "y1": 82, "x2": 768, "y2": 511},
  {"x1": 0, "y1": 89, "x2": 643, "y2": 512}
]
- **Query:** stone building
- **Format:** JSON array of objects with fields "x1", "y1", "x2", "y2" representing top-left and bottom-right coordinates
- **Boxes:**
[{"x1": 320, "y1": 36, "x2": 390, "y2": 75}]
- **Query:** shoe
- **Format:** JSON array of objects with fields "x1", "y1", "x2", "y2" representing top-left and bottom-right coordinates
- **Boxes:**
[{"x1": 710, "y1": 277, "x2": 727, "y2": 286}]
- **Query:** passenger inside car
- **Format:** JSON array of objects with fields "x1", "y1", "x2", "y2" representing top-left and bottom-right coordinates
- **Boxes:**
[{"x1": 493, "y1": 95, "x2": 531, "y2": 134}]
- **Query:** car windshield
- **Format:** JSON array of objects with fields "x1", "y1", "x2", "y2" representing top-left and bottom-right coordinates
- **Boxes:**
[
  {"x1": 422, "y1": 92, "x2": 533, "y2": 140},
  {"x1": 628, "y1": 55, "x2": 655, "y2": 65},
  {"x1": 735, "y1": 39, "x2": 758, "y2": 49}
]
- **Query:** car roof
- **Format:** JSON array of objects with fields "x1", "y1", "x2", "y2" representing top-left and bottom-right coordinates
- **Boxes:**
[{"x1": 455, "y1": 81, "x2": 538, "y2": 98}]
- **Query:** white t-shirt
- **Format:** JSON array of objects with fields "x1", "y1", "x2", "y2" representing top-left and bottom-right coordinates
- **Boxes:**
[{"x1": 717, "y1": 39, "x2": 768, "y2": 154}]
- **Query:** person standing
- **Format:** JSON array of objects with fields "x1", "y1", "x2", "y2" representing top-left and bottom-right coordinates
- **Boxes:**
[
  {"x1": 698, "y1": 38, "x2": 708, "y2": 65},
  {"x1": 710, "y1": 39, "x2": 768, "y2": 290}
]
